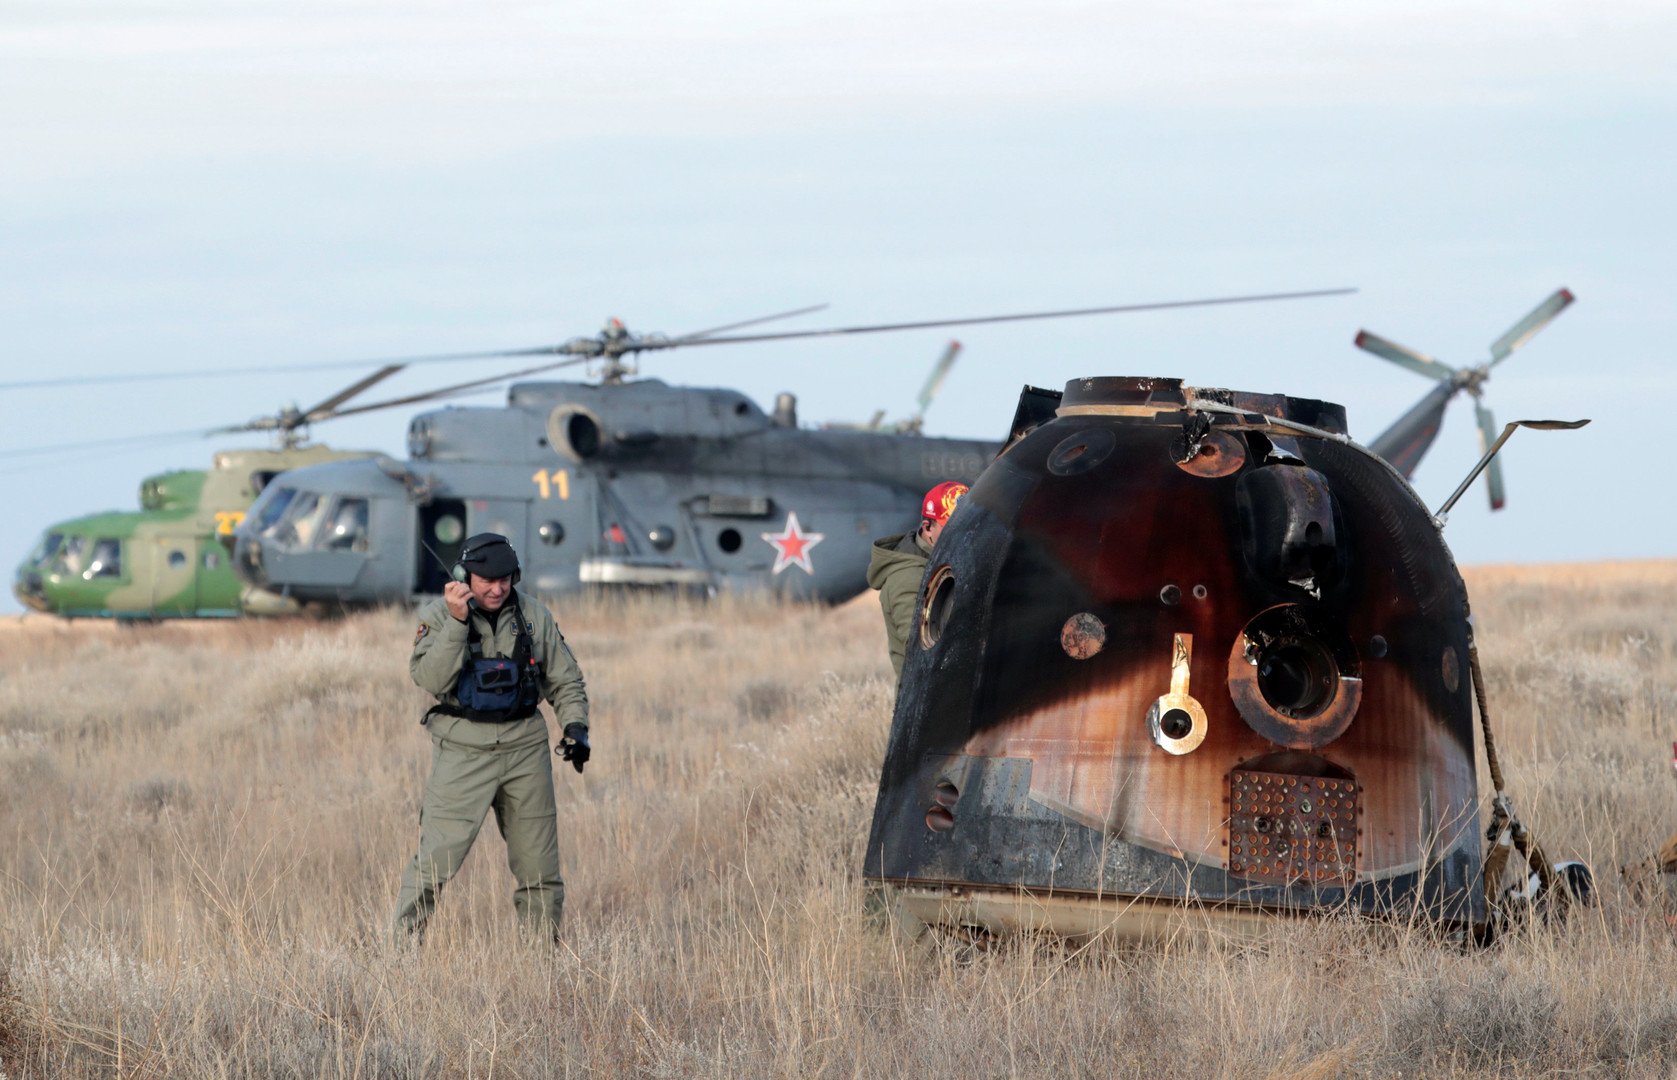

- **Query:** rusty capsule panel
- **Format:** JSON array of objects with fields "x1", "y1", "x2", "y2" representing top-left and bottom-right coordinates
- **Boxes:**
[{"x1": 864, "y1": 376, "x2": 1483, "y2": 934}]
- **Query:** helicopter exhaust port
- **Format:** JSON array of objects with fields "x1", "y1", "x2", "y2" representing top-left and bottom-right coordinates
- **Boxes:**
[{"x1": 548, "y1": 407, "x2": 603, "y2": 461}]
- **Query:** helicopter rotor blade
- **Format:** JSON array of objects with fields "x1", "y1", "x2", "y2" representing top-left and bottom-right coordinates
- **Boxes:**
[
  {"x1": 195, "y1": 358, "x2": 589, "y2": 438},
  {"x1": 299, "y1": 364, "x2": 407, "y2": 423},
  {"x1": 915, "y1": 340, "x2": 962, "y2": 418},
  {"x1": 670, "y1": 303, "x2": 830, "y2": 343},
  {"x1": 0, "y1": 425, "x2": 218, "y2": 461},
  {"x1": 0, "y1": 323, "x2": 726, "y2": 458},
  {"x1": 201, "y1": 350, "x2": 604, "y2": 439},
  {"x1": 208, "y1": 418, "x2": 274, "y2": 435},
  {"x1": 626, "y1": 288, "x2": 1358, "y2": 353},
  {"x1": 323, "y1": 355, "x2": 596, "y2": 421},
  {"x1": 1488, "y1": 287, "x2": 1574, "y2": 366},
  {"x1": 1476, "y1": 400, "x2": 1507, "y2": 511},
  {"x1": 2, "y1": 362, "x2": 520, "y2": 457},
  {"x1": 0, "y1": 348, "x2": 569, "y2": 392},
  {"x1": 223, "y1": 288, "x2": 1360, "y2": 376},
  {"x1": 4, "y1": 291, "x2": 1352, "y2": 392},
  {"x1": 1354, "y1": 330, "x2": 1457, "y2": 383}
]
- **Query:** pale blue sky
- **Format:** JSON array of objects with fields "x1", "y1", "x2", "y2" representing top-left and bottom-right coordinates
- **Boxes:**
[{"x1": 3, "y1": 1, "x2": 1672, "y2": 612}]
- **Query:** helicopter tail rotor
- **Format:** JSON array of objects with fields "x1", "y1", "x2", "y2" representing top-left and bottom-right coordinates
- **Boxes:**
[{"x1": 1359, "y1": 289, "x2": 1575, "y2": 512}]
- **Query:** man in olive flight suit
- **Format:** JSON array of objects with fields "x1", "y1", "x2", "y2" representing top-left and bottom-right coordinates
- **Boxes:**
[
  {"x1": 866, "y1": 481, "x2": 967, "y2": 678},
  {"x1": 391, "y1": 533, "x2": 591, "y2": 943}
]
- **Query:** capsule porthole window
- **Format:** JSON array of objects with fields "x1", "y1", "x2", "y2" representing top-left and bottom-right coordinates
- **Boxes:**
[{"x1": 920, "y1": 565, "x2": 956, "y2": 649}]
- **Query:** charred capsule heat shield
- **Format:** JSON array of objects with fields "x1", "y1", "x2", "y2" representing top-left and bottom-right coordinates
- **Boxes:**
[{"x1": 865, "y1": 377, "x2": 1484, "y2": 940}]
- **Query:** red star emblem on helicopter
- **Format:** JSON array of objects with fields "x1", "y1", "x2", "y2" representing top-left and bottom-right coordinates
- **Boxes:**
[{"x1": 761, "y1": 512, "x2": 824, "y2": 575}]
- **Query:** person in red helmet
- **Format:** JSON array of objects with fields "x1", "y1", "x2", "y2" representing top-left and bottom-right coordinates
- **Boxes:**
[{"x1": 866, "y1": 481, "x2": 968, "y2": 678}]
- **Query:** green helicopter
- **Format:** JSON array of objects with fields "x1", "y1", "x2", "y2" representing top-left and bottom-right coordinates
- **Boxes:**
[
  {"x1": 8, "y1": 368, "x2": 418, "y2": 619},
  {"x1": 14, "y1": 445, "x2": 376, "y2": 619}
]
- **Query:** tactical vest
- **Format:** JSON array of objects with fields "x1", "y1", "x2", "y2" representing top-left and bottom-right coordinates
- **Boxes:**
[{"x1": 441, "y1": 599, "x2": 544, "y2": 723}]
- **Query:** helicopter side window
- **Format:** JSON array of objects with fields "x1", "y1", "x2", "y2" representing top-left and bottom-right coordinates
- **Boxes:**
[
  {"x1": 83, "y1": 538, "x2": 123, "y2": 580},
  {"x1": 54, "y1": 535, "x2": 88, "y2": 575},
  {"x1": 254, "y1": 487, "x2": 298, "y2": 537},
  {"x1": 319, "y1": 498, "x2": 369, "y2": 552},
  {"x1": 250, "y1": 471, "x2": 281, "y2": 497}
]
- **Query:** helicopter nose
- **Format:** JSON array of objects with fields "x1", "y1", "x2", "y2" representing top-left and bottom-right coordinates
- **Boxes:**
[
  {"x1": 233, "y1": 536, "x2": 268, "y2": 587},
  {"x1": 13, "y1": 570, "x2": 48, "y2": 612}
]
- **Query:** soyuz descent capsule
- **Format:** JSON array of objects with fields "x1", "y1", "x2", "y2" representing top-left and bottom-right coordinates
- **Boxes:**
[{"x1": 864, "y1": 377, "x2": 1487, "y2": 940}]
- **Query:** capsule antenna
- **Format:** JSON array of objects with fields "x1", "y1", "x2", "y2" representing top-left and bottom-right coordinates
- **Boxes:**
[{"x1": 1434, "y1": 419, "x2": 1590, "y2": 525}]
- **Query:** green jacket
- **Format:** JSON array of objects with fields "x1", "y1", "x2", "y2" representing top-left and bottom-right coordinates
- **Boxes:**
[
  {"x1": 410, "y1": 591, "x2": 589, "y2": 751},
  {"x1": 866, "y1": 531, "x2": 931, "y2": 677}
]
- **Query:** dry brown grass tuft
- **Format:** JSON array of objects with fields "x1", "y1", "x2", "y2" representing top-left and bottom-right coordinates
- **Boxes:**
[{"x1": 2, "y1": 565, "x2": 1677, "y2": 1077}]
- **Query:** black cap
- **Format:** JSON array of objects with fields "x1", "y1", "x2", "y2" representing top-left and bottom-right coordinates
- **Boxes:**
[{"x1": 460, "y1": 533, "x2": 520, "y2": 580}]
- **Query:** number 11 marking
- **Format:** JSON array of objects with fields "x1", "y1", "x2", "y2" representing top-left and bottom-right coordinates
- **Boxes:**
[{"x1": 531, "y1": 468, "x2": 571, "y2": 500}]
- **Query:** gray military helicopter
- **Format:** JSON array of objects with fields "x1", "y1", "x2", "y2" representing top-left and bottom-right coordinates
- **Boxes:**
[{"x1": 224, "y1": 290, "x2": 1359, "y2": 609}]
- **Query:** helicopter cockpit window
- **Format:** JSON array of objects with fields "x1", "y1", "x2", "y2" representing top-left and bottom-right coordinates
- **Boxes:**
[
  {"x1": 318, "y1": 498, "x2": 369, "y2": 552},
  {"x1": 283, "y1": 493, "x2": 327, "y2": 548},
  {"x1": 250, "y1": 470, "x2": 281, "y2": 497},
  {"x1": 83, "y1": 538, "x2": 123, "y2": 580},
  {"x1": 261, "y1": 490, "x2": 329, "y2": 548},
  {"x1": 253, "y1": 487, "x2": 297, "y2": 537},
  {"x1": 53, "y1": 535, "x2": 88, "y2": 576},
  {"x1": 27, "y1": 532, "x2": 64, "y2": 568}
]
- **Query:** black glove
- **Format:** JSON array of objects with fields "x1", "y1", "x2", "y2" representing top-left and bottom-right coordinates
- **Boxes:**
[{"x1": 558, "y1": 723, "x2": 591, "y2": 773}]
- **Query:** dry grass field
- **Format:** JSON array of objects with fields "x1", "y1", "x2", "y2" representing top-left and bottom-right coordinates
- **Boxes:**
[{"x1": 2, "y1": 562, "x2": 1677, "y2": 1078}]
